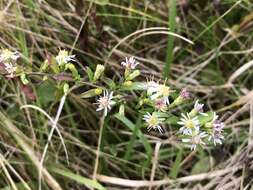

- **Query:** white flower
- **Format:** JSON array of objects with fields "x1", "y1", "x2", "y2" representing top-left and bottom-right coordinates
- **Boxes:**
[
  {"x1": 177, "y1": 113, "x2": 199, "y2": 135},
  {"x1": 95, "y1": 90, "x2": 115, "y2": 116},
  {"x1": 207, "y1": 113, "x2": 225, "y2": 145},
  {"x1": 145, "y1": 80, "x2": 160, "y2": 95},
  {"x1": 4, "y1": 62, "x2": 17, "y2": 78},
  {"x1": 0, "y1": 49, "x2": 20, "y2": 62},
  {"x1": 121, "y1": 56, "x2": 139, "y2": 70},
  {"x1": 143, "y1": 112, "x2": 165, "y2": 133},
  {"x1": 56, "y1": 49, "x2": 76, "y2": 65},
  {"x1": 150, "y1": 84, "x2": 171, "y2": 105},
  {"x1": 208, "y1": 130, "x2": 224, "y2": 145},
  {"x1": 182, "y1": 131, "x2": 208, "y2": 150}
]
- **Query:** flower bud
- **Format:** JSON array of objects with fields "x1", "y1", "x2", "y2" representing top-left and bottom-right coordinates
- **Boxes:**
[
  {"x1": 94, "y1": 88, "x2": 103, "y2": 95},
  {"x1": 119, "y1": 104, "x2": 125, "y2": 115},
  {"x1": 170, "y1": 88, "x2": 190, "y2": 108},
  {"x1": 123, "y1": 80, "x2": 133, "y2": 87},
  {"x1": 63, "y1": 83, "x2": 69, "y2": 95},
  {"x1": 81, "y1": 88, "x2": 102, "y2": 98},
  {"x1": 93, "y1": 64, "x2": 105, "y2": 82}
]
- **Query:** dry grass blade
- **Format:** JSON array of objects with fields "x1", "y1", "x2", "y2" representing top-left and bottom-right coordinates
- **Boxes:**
[
  {"x1": 0, "y1": 153, "x2": 32, "y2": 190},
  {"x1": 227, "y1": 60, "x2": 253, "y2": 85},
  {"x1": 20, "y1": 104, "x2": 69, "y2": 165},
  {"x1": 0, "y1": 111, "x2": 63, "y2": 190},
  {"x1": 0, "y1": 154, "x2": 18, "y2": 190},
  {"x1": 96, "y1": 166, "x2": 240, "y2": 188},
  {"x1": 149, "y1": 141, "x2": 161, "y2": 190}
]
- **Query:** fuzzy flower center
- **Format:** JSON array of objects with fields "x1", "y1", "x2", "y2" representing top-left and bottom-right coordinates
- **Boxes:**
[
  {"x1": 59, "y1": 50, "x2": 68, "y2": 57},
  {"x1": 1, "y1": 49, "x2": 13, "y2": 60},
  {"x1": 147, "y1": 115, "x2": 158, "y2": 126},
  {"x1": 158, "y1": 85, "x2": 170, "y2": 97},
  {"x1": 186, "y1": 120, "x2": 195, "y2": 128},
  {"x1": 99, "y1": 96, "x2": 109, "y2": 108}
]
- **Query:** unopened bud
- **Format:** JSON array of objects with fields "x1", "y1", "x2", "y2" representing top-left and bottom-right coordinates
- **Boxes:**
[
  {"x1": 93, "y1": 64, "x2": 105, "y2": 82},
  {"x1": 94, "y1": 88, "x2": 103, "y2": 95},
  {"x1": 119, "y1": 104, "x2": 125, "y2": 115},
  {"x1": 123, "y1": 80, "x2": 133, "y2": 87}
]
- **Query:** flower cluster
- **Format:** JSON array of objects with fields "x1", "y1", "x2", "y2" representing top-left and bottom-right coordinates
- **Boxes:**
[
  {"x1": 0, "y1": 49, "x2": 20, "y2": 78},
  {"x1": 92, "y1": 56, "x2": 225, "y2": 150},
  {"x1": 0, "y1": 49, "x2": 225, "y2": 151}
]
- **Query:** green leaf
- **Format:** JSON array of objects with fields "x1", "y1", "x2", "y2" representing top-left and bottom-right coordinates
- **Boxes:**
[
  {"x1": 37, "y1": 81, "x2": 56, "y2": 106},
  {"x1": 120, "y1": 82, "x2": 146, "y2": 91},
  {"x1": 191, "y1": 156, "x2": 213, "y2": 174},
  {"x1": 51, "y1": 168, "x2": 106, "y2": 190},
  {"x1": 86, "y1": 67, "x2": 94, "y2": 82},
  {"x1": 95, "y1": 0, "x2": 109, "y2": 6},
  {"x1": 103, "y1": 77, "x2": 116, "y2": 89},
  {"x1": 169, "y1": 148, "x2": 182, "y2": 179},
  {"x1": 163, "y1": 0, "x2": 177, "y2": 79},
  {"x1": 198, "y1": 111, "x2": 214, "y2": 125},
  {"x1": 81, "y1": 89, "x2": 97, "y2": 98}
]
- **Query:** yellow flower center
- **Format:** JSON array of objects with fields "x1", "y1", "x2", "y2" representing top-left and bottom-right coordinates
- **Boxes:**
[
  {"x1": 58, "y1": 50, "x2": 68, "y2": 58},
  {"x1": 1, "y1": 49, "x2": 13, "y2": 60},
  {"x1": 158, "y1": 85, "x2": 170, "y2": 97},
  {"x1": 186, "y1": 120, "x2": 195, "y2": 128},
  {"x1": 148, "y1": 115, "x2": 158, "y2": 126}
]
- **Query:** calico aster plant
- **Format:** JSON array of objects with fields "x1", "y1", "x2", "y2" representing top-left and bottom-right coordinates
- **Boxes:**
[{"x1": 0, "y1": 49, "x2": 225, "y2": 150}]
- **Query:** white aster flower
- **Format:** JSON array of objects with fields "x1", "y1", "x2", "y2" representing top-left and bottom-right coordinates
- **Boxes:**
[
  {"x1": 4, "y1": 62, "x2": 17, "y2": 78},
  {"x1": 208, "y1": 129, "x2": 224, "y2": 146},
  {"x1": 207, "y1": 113, "x2": 225, "y2": 145},
  {"x1": 145, "y1": 80, "x2": 160, "y2": 95},
  {"x1": 177, "y1": 113, "x2": 200, "y2": 135},
  {"x1": 56, "y1": 49, "x2": 76, "y2": 65},
  {"x1": 0, "y1": 49, "x2": 20, "y2": 62},
  {"x1": 95, "y1": 90, "x2": 115, "y2": 116},
  {"x1": 150, "y1": 84, "x2": 171, "y2": 105},
  {"x1": 121, "y1": 56, "x2": 139, "y2": 70},
  {"x1": 143, "y1": 112, "x2": 165, "y2": 133},
  {"x1": 182, "y1": 131, "x2": 208, "y2": 150}
]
